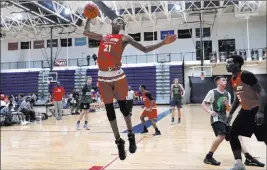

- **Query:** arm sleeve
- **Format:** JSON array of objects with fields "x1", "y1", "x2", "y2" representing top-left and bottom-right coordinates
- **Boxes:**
[
  {"x1": 241, "y1": 71, "x2": 258, "y2": 86},
  {"x1": 145, "y1": 92, "x2": 154, "y2": 100},
  {"x1": 203, "y1": 90, "x2": 214, "y2": 104}
]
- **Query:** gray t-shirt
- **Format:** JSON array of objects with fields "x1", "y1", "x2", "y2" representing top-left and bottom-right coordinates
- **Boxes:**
[{"x1": 203, "y1": 88, "x2": 231, "y2": 125}]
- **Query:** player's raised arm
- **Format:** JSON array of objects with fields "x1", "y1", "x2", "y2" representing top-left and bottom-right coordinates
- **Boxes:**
[
  {"x1": 123, "y1": 34, "x2": 177, "y2": 53},
  {"x1": 83, "y1": 19, "x2": 103, "y2": 41}
]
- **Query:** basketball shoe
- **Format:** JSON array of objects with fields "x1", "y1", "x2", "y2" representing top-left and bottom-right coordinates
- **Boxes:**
[
  {"x1": 115, "y1": 138, "x2": 126, "y2": 160},
  {"x1": 244, "y1": 157, "x2": 265, "y2": 167},
  {"x1": 128, "y1": 133, "x2": 137, "y2": 153},
  {"x1": 228, "y1": 163, "x2": 246, "y2": 170}
]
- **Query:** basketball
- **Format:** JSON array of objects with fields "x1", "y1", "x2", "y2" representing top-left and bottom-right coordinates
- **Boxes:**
[{"x1": 84, "y1": 3, "x2": 99, "y2": 19}]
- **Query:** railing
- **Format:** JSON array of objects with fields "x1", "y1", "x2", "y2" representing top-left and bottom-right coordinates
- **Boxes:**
[
  {"x1": 1, "y1": 48, "x2": 266, "y2": 70},
  {"x1": 1, "y1": 52, "x2": 196, "y2": 70}
]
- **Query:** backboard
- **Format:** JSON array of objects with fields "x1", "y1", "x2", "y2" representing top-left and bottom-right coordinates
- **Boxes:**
[
  {"x1": 42, "y1": 72, "x2": 58, "y2": 83},
  {"x1": 191, "y1": 66, "x2": 212, "y2": 80}
]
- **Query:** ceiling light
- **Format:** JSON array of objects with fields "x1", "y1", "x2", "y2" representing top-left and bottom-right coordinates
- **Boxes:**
[
  {"x1": 65, "y1": 8, "x2": 71, "y2": 14},
  {"x1": 175, "y1": 4, "x2": 181, "y2": 11},
  {"x1": 15, "y1": 14, "x2": 22, "y2": 20}
]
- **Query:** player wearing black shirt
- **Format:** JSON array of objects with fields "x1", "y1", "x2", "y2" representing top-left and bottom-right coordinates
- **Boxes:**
[{"x1": 226, "y1": 55, "x2": 266, "y2": 170}]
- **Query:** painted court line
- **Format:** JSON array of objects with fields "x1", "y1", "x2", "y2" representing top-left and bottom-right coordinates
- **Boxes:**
[
  {"x1": 0, "y1": 129, "x2": 113, "y2": 133},
  {"x1": 122, "y1": 109, "x2": 171, "y2": 133}
]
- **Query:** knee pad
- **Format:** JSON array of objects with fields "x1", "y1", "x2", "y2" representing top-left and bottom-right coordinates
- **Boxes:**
[
  {"x1": 105, "y1": 103, "x2": 116, "y2": 121},
  {"x1": 118, "y1": 100, "x2": 130, "y2": 117}
]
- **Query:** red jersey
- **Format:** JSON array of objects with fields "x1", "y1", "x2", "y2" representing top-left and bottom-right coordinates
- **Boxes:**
[
  {"x1": 97, "y1": 34, "x2": 124, "y2": 71},
  {"x1": 142, "y1": 91, "x2": 156, "y2": 109}
]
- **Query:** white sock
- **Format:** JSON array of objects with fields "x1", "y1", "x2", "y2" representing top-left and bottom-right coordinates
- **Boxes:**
[{"x1": 235, "y1": 159, "x2": 242, "y2": 164}]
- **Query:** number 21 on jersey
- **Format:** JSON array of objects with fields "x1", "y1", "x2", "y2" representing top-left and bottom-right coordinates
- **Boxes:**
[{"x1": 104, "y1": 44, "x2": 111, "y2": 52}]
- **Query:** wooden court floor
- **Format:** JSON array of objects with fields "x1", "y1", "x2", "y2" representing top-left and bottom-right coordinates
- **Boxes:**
[{"x1": 1, "y1": 105, "x2": 266, "y2": 170}]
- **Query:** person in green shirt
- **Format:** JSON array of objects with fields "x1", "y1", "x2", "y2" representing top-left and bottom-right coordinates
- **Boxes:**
[{"x1": 76, "y1": 76, "x2": 92, "y2": 130}]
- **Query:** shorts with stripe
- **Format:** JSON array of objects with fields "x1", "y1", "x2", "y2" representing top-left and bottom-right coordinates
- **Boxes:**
[{"x1": 98, "y1": 69, "x2": 128, "y2": 104}]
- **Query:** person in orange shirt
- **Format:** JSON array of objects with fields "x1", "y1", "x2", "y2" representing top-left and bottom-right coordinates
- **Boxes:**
[
  {"x1": 139, "y1": 85, "x2": 161, "y2": 136},
  {"x1": 53, "y1": 82, "x2": 65, "y2": 120}
]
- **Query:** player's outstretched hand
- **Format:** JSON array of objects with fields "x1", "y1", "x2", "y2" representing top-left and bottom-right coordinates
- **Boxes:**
[
  {"x1": 255, "y1": 111, "x2": 264, "y2": 126},
  {"x1": 162, "y1": 33, "x2": 177, "y2": 45}
]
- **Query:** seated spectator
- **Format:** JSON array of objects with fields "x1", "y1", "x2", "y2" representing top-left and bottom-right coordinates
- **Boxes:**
[
  {"x1": 16, "y1": 94, "x2": 24, "y2": 110},
  {"x1": 0, "y1": 94, "x2": 7, "y2": 110},
  {"x1": 7, "y1": 96, "x2": 17, "y2": 108},
  {"x1": 18, "y1": 96, "x2": 36, "y2": 122},
  {"x1": 1, "y1": 103, "x2": 29, "y2": 125}
]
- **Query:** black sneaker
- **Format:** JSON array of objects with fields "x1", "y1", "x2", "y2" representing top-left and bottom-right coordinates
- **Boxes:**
[
  {"x1": 115, "y1": 138, "x2": 126, "y2": 160},
  {"x1": 245, "y1": 157, "x2": 265, "y2": 167},
  {"x1": 171, "y1": 117, "x2": 174, "y2": 123},
  {"x1": 128, "y1": 133, "x2": 137, "y2": 153},
  {"x1": 204, "y1": 157, "x2": 221, "y2": 166},
  {"x1": 153, "y1": 130, "x2": 161, "y2": 136},
  {"x1": 141, "y1": 129, "x2": 148, "y2": 133},
  {"x1": 178, "y1": 118, "x2": 181, "y2": 124}
]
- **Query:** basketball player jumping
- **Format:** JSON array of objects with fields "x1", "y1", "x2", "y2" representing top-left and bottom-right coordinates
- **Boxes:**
[
  {"x1": 83, "y1": 17, "x2": 176, "y2": 160},
  {"x1": 202, "y1": 76, "x2": 264, "y2": 167},
  {"x1": 139, "y1": 85, "x2": 161, "y2": 135},
  {"x1": 226, "y1": 55, "x2": 266, "y2": 170},
  {"x1": 170, "y1": 78, "x2": 185, "y2": 123},
  {"x1": 76, "y1": 76, "x2": 92, "y2": 130}
]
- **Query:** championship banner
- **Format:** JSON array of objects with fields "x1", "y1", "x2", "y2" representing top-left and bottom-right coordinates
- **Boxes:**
[
  {"x1": 8, "y1": 42, "x2": 18, "y2": 51},
  {"x1": 21, "y1": 41, "x2": 31, "y2": 49},
  {"x1": 33, "y1": 40, "x2": 44, "y2": 49},
  {"x1": 54, "y1": 59, "x2": 67, "y2": 66},
  {"x1": 161, "y1": 30, "x2": 174, "y2": 40},
  {"x1": 75, "y1": 37, "x2": 86, "y2": 46},
  {"x1": 144, "y1": 31, "x2": 157, "y2": 41},
  {"x1": 129, "y1": 33, "x2": 141, "y2": 41},
  {"x1": 47, "y1": 39, "x2": 58, "y2": 47}
]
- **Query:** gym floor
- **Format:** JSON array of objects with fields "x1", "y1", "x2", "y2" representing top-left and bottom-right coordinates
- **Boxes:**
[{"x1": 1, "y1": 105, "x2": 266, "y2": 170}]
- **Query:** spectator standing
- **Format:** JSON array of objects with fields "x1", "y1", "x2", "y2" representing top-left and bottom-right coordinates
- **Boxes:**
[
  {"x1": 53, "y1": 82, "x2": 65, "y2": 120},
  {"x1": 126, "y1": 86, "x2": 135, "y2": 116}
]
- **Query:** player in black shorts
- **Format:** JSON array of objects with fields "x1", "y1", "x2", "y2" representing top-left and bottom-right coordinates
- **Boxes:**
[
  {"x1": 226, "y1": 55, "x2": 266, "y2": 170},
  {"x1": 202, "y1": 76, "x2": 264, "y2": 167},
  {"x1": 76, "y1": 76, "x2": 92, "y2": 130},
  {"x1": 170, "y1": 78, "x2": 185, "y2": 123}
]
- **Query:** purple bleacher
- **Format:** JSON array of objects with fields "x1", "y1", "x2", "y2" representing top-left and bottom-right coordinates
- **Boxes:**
[
  {"x1": 48, "y1": 70, "x2": 75, "y2": 95},
  {"x1": 0, "y1": 71, "x2": 39, "y2": 96},
  {"x1": 86, "y1": 66, "x2": 157, "y2": 98},
  {"x1": 169, "y1": 65, "x2": 183, "y2": 86}
]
